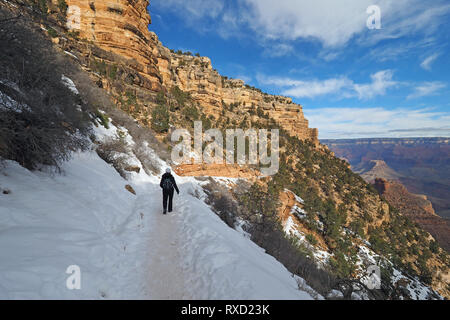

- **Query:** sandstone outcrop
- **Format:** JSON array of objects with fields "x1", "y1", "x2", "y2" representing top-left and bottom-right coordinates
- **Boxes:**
[
  {"x1": 356, "y1": 159, "x2": 402, "y2": 183},
  {"x1": 59, "y1": 0, "x2": 318, "y2": 142},
  {"x1": 174, "y1": 163, "x2": 260, "y2": 179},
  {"x1": 62, "y1": 0, "x2": 162, "y2": 89},
  {"x1": 374, "y1": 178, "x2": 450, "y2": 252},
  {"x1": 278, "y1": 190, "x2": 328, "y2": 251}
]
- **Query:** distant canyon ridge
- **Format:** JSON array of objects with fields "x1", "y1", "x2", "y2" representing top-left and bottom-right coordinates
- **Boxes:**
[{"x1": 323, "y1": 137, "x2": 450, "y2": 251}]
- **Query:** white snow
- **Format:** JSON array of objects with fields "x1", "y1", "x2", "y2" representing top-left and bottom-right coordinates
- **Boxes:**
[
  {"x1": 327, "y1": 289, "x2": 344, "y2": 299},
  {"x1": 0, "y1": 80, "x2": 28, "y2": 112},
  {"x1": 0, "y1": 153, "x2": 147, "y2": 299},
  {"x1": 1, "y1": 0, "x2": 17, "y2": 7},
  {"x1": 279, "y1": 190, "x2": 440, "y2": 299},
  {"x1": 283, "y1": 216, "x2": 296, "y2": 235},
  {"x1": 0, "y1": 91, "x2": 18, "y2": 111},
  {"x1": 0, "y1": 114, "x2": 440, "y2": 299},
  {"x1": 281, "y1": 212, "x2": 331, "y2": 266},
  {"x1": 291, "y1": 205, "x2": 307, "y2": 218},
  {"x1": 176, "y1": 181, "x2": 312, "y2": 299},
  {"x1": 0, "y1": 122, "x2": 315, "y2": 300},
  {"x1": 64, "y1": 51, "x2": 79, "y2": 60},
  {"x1": 294, "y1": 275, "x2": 324, "y2": 300},
  {"x1": 355, "y1": 243, "x2": 440, "y2": 300},
  {"x1": 234, "y1": 218, "x2": 251, "y2": 239},
  {"x1": 61, "y1": 75, "x2": 79, "y2": 95},
  {"x1": 284, "y1": 188, "x2": 304, "y2": 204},
  {"x1": 293, "y1": 194, "x2": 304, "y2": 204}
]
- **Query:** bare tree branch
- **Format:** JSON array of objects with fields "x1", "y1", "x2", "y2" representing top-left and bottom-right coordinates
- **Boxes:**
[{"x1": 0, "y1": 14, "x2": 22, "y2": 25}]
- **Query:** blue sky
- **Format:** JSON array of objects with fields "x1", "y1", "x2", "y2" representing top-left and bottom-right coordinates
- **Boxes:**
[{"x1": 148, "y1": 0, "x2": 450, "y2": 139}]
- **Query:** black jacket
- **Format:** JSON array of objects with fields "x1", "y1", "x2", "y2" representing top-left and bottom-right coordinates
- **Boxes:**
[{"x1": 160, "y1": 173, "x2": 179, "y2": 193}]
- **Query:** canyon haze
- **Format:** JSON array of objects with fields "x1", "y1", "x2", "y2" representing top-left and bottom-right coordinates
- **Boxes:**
[{"x1": 322, "y1": 137, "x2": 450, "y2": 219}]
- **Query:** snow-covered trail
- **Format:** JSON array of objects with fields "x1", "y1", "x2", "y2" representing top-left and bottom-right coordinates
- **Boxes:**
[
  {"x1": 132, "y1": 186, "x2": 192, "y2": 299},
  {"x1": 0, "y1": 149, "x2": 314, "y2": 299},
  {"x1": 0, "y1": 75, "x2": 315, "y2": 299},
  {"x1": 122, "y1": 173, "x2": 316, "y2": 300}
]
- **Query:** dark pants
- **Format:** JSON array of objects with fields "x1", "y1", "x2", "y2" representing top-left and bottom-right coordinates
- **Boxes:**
[{"x1": 162, "y1": 189, "x2": 174, "y2": 212}]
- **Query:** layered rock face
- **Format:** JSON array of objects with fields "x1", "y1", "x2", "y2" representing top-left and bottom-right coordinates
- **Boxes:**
[
  {"x1": 61, "y1": 0, "x2": 318, "y2": 142},
  {"x1": 174, "y1": 163, "x2": 260, "y2": 180},
  {"x1": 62, "y1": 0, "x2": 162, "y2": 90},
  {"x1": 355, "y1": 159, "x2": 401, "y2": 183},
  {"x1": 374, "y1": 178, "x2": 450, "y2": 252},
  {"x1": 159, "y1": 50, "x2": 318, "y2": 141}
]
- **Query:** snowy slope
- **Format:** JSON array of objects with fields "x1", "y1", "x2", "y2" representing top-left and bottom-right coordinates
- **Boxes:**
[
  {"x1": 176, "y1": 181, "x2": 311, "y2": 299},
  {"x1": 280, "y1": 189, "x2": 441, "y2": 300},
  {"x1": 0, "y1": 122, "x2": 314, "y2": 299},
  {"x1": 0, "y1": 152, "x2": 150, "y2": 299}
]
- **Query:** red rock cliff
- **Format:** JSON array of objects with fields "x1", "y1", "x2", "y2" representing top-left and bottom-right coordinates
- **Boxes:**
[
  {"x1": 374, "y1": 178, "x2": 450, "y2": 252},
  {"x1": 62, "y1": 0, "x2": 318, "y2": 142}
]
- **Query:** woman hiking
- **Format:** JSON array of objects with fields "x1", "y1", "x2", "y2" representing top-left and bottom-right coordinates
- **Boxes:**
[{"x1": 159, "y1": 168, "x2": 179, "y2": 214}]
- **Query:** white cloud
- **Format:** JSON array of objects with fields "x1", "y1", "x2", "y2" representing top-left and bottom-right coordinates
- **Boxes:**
[
  {"x1": 420, "y1": 53, "x2": 440, "y2": 71},
  {"x1": 366, "y1": 38, "x2": 436, "y2": 62},
  {"x1": 360, "y1": 2, "x2": 450, "y2": 46},
  {"x1": 240, "y1": 0, "x2": 371, "y2": 47},
  {"x1": 257, "y1": 74, "x2": 352, "y2": 98},
  {"x1": 262, "y1": 43, "x2": 294, "y2": 57},
  {"x1": 319, "y1": 51, "x2": 341, "y2": 62},
  {"x1": 353, "y1": 70, "x2": 397, "y2": 100},
  {"x1": 304, "y1": 107, "x2": 450, "y2": 139},
  {"x1": 257, "y1": 70, "x2": 397, "y2": 100},
  {"x1": 153, "y1": 0, "x2": 450, "y2": 48},
  {"x1": 156, "y1": 0, "x2": 224, "y2": 19},
  {"x1": 283, "y1": 78, "x2": 353, "y2": 99},
  {"x1": 407, "y1": 82, "x2": 446, "y2": 99}
]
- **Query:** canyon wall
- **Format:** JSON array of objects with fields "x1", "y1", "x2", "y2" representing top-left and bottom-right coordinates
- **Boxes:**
[
  {"x1": 63, "y1": 0, "x2": 162, "y2": 90},
  {"x1": 61, "y1": 0, "x2": 318, "y2": 142},
  {"x1": 374, "y1": 178, "x2": 450, "y2": 252},
  {"x1": 323, "y1": 138, "x2": 450, "y2": 219}
]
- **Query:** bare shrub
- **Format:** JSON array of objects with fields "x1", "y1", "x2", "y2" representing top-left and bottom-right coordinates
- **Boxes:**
[
  {"x1": 0, "y1": 8, "x2": 170, "y2": 172},
  {"x1": 0, "y1": 100, "x2": 90, "y2": 171},
  {"x1": 295, "y1": 276, "x2": 324, "y2": 300},
  {"x1": 234, "y1": 182, "x2": 337, "y2": 297},
  {"x1": 187, "y1": 187, "x2": 202, "y2": 200},
  {"x1": 0, "y1": 8, "x2": 91, "y2": 171},
  {"x1": 203, "y1": 179, "x2": 238, "y2": 228},
  {"x1": 96, "y1": 137, "x2": 129, "y2": 179},
  {"x1": 203, "y1": 178, "x2": 336, "y2": 296},
  {"x1": 71, "y1": 71, "x2": 171, "y2": 163},
  {"x1": 248, "y1": 215, "x2": 336, "y2": 296},
  {"x1": 332, "y1": 279, "x2": 386, "y2": 300},
  {"x1": 127, "y1": 123, "x2": 170, "y2": 162},
  {"x1": 132, "y1": 142, "x2": 161, "y2": 175}
]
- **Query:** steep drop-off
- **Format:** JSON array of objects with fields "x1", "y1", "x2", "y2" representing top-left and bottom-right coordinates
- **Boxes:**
[
  {"x1": 374, "y1": 178, "x2": 450, "y2": 253},
  {"x1": 323, "y1": 138, "x2": 450, "y2": 219}
]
